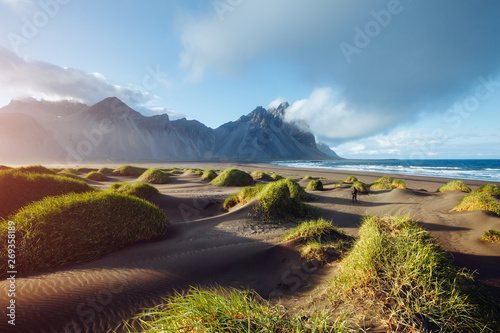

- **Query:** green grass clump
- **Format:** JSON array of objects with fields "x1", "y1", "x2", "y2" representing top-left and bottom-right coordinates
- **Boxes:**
[
  {"x1": 223, "y1": 184, "x2": 265, "y2": 210},
  {"x1": 437, "y1": 180, "x2": 471, "y2": 193},
  {"x1": 343, "y1": 175, "x2": 358, "y2": 183},
  {"x1": 306, "y1": 179, "x2": 323, "y2": 191},
  {"x1": 97, "y1": 167, "x2": 114, "y2": 175},
  {"x1": 280, "y1": 177, "x2": 315, "y2": 200},
  {"x1": 283, "y1": 218, "x2": 350, "y2": 243},
  {"x1": 331, "y1": 215, "x2": 500, "y2": 332},
  {"x1": 285, "y1": 218, "x2": 355, "y2": 264},
  {"x1": 14, "y1": 165, "x2": 56, "y2": 175},
  {"x1": 163, "y1": 167, "x2": 184, "y2": 174},
  {"x1": 481, "y1": 229, "x2": 500, "y2": 243},
  {"x1": 392, "y1": 179, "x2": 406, "y2": 189},
  {"x1": 351, "y1": 180, "x2": 368, "y2": 193},
  {"x1": 300, "y1": 240, "x2": 324, "y2": 261},
  {"x1": 452, "y1": 192, "x2": 500, "y2": 216},
  {"x1": 370, "y1": 182, "x2": 395, "y2": 190},
  {"x1": 0, "y1": 170, "x2": 94, "y2": 219},
  {"x1": 270, "y1": 173, "x2": 283, "y2": 181},
  {"x1": 108, "y1": 182, "x2": 160, "y2": 199},
  {"x1": 183, "y1": 168, "x2": 203, "y2": 176},
  {"x1": 256, "y1": 180, "x2": 311, "y2": 222},
  {"x1": 0, "y1": 191, "x2": 167, "y2": 277},
  {"x1": 76, "y1": 167, "x2": 97, "y2": 174},
  {"x1": 201, "y1": 169, "x2": 218, "y2": 180},
  {"x1": 303, "y1": 175, "x2": 312, "y2": 180},
  {"x1": 335, "y1": 182, "x2": 343, "y2": 187},
  {"x1": 138, "y1": 168, "x2": 171, "y2": 184},
  {"x1": 211, "y1": 168, "x2": 253, "y2": 187},
  {"x1": 113, "y1": 165, "x2": 148, "y2": 177},
  {"x1": 375, "y1": 176, "x2": 394, "y2": 183},
  {"x1": 129, "y1": 286, "x2": 342, "y2": 332},
  {"x1": 476, "y1": 184, "x2": 500, "y2": 196},
  {"x1": 60, "y1": 168, "x2": 80, "y2": 175},
  {"x1": 57, "y1": 171, "x2": 83, "y2": 181},
  {"x1": 251, "y1": 170, "x2": 272, "y2": 180},
  {"x1": 85, "y1": 171, "x2": 108, "y2": 182},
  {"x1": 0, "y1": 165, "x2": 12, "y2": 171}
]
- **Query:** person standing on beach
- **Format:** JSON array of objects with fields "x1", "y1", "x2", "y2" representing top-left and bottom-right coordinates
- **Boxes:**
[{"x1": 352, "y1": 186, "x2": 358, "y2": 203}]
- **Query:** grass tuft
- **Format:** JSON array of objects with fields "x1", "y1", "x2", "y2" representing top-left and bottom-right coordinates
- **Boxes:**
[
  {"x1": 223, "y1": 184, "x2": 265, "y2": 210},
  {"x1": 343, "y1": 175, "x2": 358, "y2": 183},
  {"x1": 128, "y1": 286, "x2": 344, "y2": 332},
  {"x1": 476, "y1": 184, "x2": 500, "y2": 196},
  {"x1": 0, "y1": 170, "x2": 94, "y2": 219},
  {"x1": 60, "y1": 168, "x2": 80, "y2": 175},
  {"x1": 14, "y1": 165, "x2": 56, "y2": 175},
  {"x1": 0, "y1": 165, "x2": 12, "y2": 171},
  {"x1": 211, "y1": 168, "x2": 253, "y2": 187},
  {"x1": 0, "y1": 191, "x2": 167, "y2": 278},
  {"x1": 255, "y1": 179, "x2": 314, "y2": 222},
  {"x1": 85, "y1": 171, "x2": 108, "y2": 182},
  {"x1": 108, "y1": 182, "x2": 159, "y2": 199},
  {"x1": 375, "y1": 176, "x2": 394, "y2": 183},
  {"x1": 331, "y1": 215, "x2": 500, "y2": 332},
  {"x1": 481, "y1": 229, "x2": 500, "y2": 243},
  {"x1": 201, "y1": 169, "x2": 218, "y2": 180},
  {"x1": 300, "y1": 240, "x2": 324, "y2": 261},
  {"x1": 437, "y1": 180, "x2": 471, "y2": 193},
  {"x1": 138, "y1": 168, "x2": 171, "y2": 184},
  {"x1": 283, "y1": 218, "x2": 352, "y2": 243},
  {"x1": 57, "y1": 171, "x2": 84, "y2": 181},
  {"x1": 113, "y1": 165, "x2": 148, "y2": 177},
  {"x1": 351, "y1": 180, "x2": 368, "y2": 193},
  {"x1": 97, "y1": 167, "x2": 114, "y2": 175},
  {"x1": 392, "y1": 179, "x2": 406, "y2": 189},
  {"x1": 306, "y1": 179, "x2": 323, "y2": 191},
  {"x1": 370, "y1": 182, "x2": 395, "y2": 191},
  {"x1": 452, "y1": 191, "x2": 500, "y2": 216},
  {"x1": 303, "y1": 175, "x2": 312, "y2": 180},
  {"x1": 183, "y1": 168, "x2": 203, "y2": 176},
  {"x1": 250, "y1": 170, "x2": 272, "y2": 180},
  {"x1": 270, "y1": 173, "x2": 283, "y2": 181},
  {"x1": 76, "y1": 167, "x2": 97, "y2": 174}
]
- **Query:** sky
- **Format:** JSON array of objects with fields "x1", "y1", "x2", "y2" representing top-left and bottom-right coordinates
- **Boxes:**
[{"x1": 0, "y1": 0, "x2": 499, "y2": 159}]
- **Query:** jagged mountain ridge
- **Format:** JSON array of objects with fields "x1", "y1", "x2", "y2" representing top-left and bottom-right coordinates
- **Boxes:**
[{"x1": 0, "y1": 97, "x2": 340, "y2": 162}]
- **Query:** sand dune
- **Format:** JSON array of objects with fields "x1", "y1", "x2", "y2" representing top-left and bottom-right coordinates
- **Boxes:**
[{"x1": 0, "y1": 164, "x2": 499, "y2": 332}]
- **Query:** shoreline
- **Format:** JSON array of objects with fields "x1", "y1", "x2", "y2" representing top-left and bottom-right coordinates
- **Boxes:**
[{"x1": 10, "y1": 161, "x2": 500, "y2": 188}]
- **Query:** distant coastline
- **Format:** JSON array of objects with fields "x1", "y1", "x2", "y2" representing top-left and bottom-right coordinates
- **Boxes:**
[{"x1": 271, "y1": 159, "x2": 500, "y2": 183}]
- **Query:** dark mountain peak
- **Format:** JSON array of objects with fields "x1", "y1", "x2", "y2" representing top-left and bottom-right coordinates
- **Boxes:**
[{"x1": 85, "y1": 97, "x2": 142, "y2": 121}]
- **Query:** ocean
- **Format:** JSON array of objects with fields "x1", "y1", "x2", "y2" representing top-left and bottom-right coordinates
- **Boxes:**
[{"x1": 271, "y1": 159, "x2": 500, "y2": 183}]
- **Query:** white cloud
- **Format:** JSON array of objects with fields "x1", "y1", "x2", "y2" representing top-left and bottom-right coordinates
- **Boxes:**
[
  {"x1": 268, "y1": 97, "x2": 286, "y2": 109},
  {"x1": 283, "y1": 87, "x2": 393, "y2": 140},
  {"x1": 0, "y1": 0, "x2": 33, "y2": 12},
  {"x1": 179, "y1": 1, "x2": 500, "y2": 141},
  {"x1": 0, "y1": 46, "x2": 151, "y2": 107}
]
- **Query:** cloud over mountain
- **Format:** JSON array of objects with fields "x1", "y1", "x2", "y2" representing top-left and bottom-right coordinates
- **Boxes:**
[
  {"x1": 179, "y1": 0, "x2": 500, "y2": 143},
  {"x1": 0, "y1": 46, "x2": 150, "y2": 106}
]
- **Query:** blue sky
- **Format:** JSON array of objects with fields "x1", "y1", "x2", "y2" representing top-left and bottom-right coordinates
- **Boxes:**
[{"x1": 0, "y1": 0, "x2": 499, "y2": 159}]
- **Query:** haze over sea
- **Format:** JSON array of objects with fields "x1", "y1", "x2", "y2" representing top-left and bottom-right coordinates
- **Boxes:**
[{"x1": 272, "y1": 159, "x2": 500, "y2": 183}]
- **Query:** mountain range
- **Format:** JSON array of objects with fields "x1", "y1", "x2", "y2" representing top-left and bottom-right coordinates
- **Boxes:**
[{"x1": 0, "y1": 97, "x2": 341, "y2": 163}]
